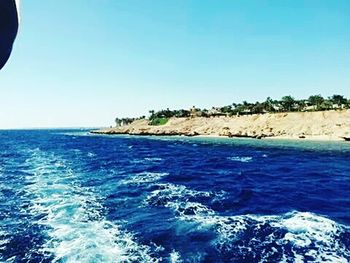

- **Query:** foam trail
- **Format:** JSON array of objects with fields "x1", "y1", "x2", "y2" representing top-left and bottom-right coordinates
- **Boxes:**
[{"x1": 24, "y1": 149, "x2": 158, "y2": 263}]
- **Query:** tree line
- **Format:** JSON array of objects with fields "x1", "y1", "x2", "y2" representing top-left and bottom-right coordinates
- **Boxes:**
[{"x1": 116, "y1": 94, "x2": 349, "y2": 126}]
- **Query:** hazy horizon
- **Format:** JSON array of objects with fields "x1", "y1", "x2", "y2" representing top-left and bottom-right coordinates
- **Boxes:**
[{"x1": 1, "y1": 0, "x2": 350, "y2": 128}]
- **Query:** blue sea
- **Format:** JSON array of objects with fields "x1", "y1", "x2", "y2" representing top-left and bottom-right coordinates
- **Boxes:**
[{"x1": 0, "y1": 130, "x2": 349, "y2": 262}]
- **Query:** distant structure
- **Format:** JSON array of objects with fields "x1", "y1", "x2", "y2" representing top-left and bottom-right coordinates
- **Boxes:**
[
  {"x1": 115, "y1": 118, "x2": 134, "y2": 127},
  {"x1": 190, "y1": 106, "x2": 197, "y2": 118},
  {"x1": 119, "y1": 94, "x2": 350, "y2": 124},
  {"x1": 208, "y1": 107, "x2": 227, "y2": 117}
]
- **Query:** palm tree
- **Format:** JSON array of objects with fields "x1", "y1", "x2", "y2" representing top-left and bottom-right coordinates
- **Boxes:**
[
  {"x1": 252, "y1": 102, "x2": 265, "y2": 114},
  {"x1": 115, "y1": 118, "x2": 120, "y2": 127},
  {"x1": 346, "y1": 99, "x2": 350, "y2": 109},
  {"x1": 148, "y1": 110, "x2": 156, "y2": 120},
  {"x1": 281, "y1": 96, "x2": 296, "y2": 112},
  {"x1": 308, "y1": 95, "x2": 324, "y2": 110},
  {"x1": 264, "y1": 97, "x2": 276, "y2": 112},
  {"x1": 321, "y1": 100, "x2": 333, "y2": 110},
  {"x1": 329, "y1": 95, "x2": 347, "y2": 108},
  {"x1": 296, "y1": 99, "x2": 307, "y2": 111}
]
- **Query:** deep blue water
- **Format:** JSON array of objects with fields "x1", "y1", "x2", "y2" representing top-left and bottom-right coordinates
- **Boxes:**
[{"x1": 0, "y1": 130, "x2": 350, "y2": 262}]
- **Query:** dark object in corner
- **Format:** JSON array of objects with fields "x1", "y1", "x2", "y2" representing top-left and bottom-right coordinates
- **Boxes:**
[
  {"x1": 0, "y1": 0, "x2": 19, "y2": 70},
  {"x1": 342, "y1": 137, "x2": 350, "y2": 142}
]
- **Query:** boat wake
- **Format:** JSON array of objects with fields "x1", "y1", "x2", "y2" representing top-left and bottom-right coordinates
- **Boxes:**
[{"x1": 23, "y1": 149, "x2": 158, "y2": 263}]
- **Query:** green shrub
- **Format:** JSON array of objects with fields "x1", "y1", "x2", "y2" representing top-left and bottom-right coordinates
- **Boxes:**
[{"x1": 149, "y1": 117, "x2": 168, "y2": 126}]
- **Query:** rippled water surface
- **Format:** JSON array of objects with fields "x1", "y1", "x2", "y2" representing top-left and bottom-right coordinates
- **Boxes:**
[{"x1": 0, "y1": 130, "x2": 350, "y2": 262}]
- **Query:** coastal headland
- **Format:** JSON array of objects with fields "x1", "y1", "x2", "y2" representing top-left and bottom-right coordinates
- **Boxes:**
[{"x1": 91, "y1": 110, "x2": 350, "y2": 141}]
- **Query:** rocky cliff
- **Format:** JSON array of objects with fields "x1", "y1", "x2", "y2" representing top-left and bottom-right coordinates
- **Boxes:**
[{"x1": 91, "y1": 110, "x2": 350, "y2": 141}]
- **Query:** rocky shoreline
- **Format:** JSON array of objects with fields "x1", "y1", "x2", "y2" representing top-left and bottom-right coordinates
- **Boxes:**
[{"x1": 91, "y1": 110, "x2": 350, "y2": 141}]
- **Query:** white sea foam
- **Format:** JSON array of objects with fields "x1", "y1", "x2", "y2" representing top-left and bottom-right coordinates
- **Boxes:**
[
  {"x1": 145, "y1": 184, "x2": 221, "y2": 224},
  {"x1": 0, "y1": 230, "x2": 10, "y2": 252},
  {"x1": 274, "y1": 212, "x2": 350, "y2": 262},
  {"x1": 87, "y1": 152, "x2": 96, "y2": 158},
  {"x1": 227, "y1": 156, "x2": 253, "y2": 162},
  {"x1": 145, "y1": 182, "x2": 350, "y2": 262},
  {"x1": 144, "y1": 157, "x2": 163, "y2": 162},
  {"x1": 167, "y1": 201, "x2": 215, "y2": 218},
  {"x1": 145, "y1": 183, "x2": 212, "y2": 210},
  {"x1": 20, "y1": 148, "x2": 350, "y2": 262},
  {"x1": 130, "y1": 157, "x2": 162, "y2": 164},
  {"x1": 121, "y1": 172, "x2": 168, "y2": 185},
  {"x1": 169, "y1": 250, "x2": 183, "y2": 263},
  {"x1": 147, "y1": 183, "x2": 211, "y2": 200},
  {"x1": 24, "y1": 149, "x2": 158, "y2": 263},
  {"x1": 190, "y1": 211, "x2": 350, "y2": 262}
]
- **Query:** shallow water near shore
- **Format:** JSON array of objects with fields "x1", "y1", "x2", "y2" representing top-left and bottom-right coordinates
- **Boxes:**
[{"x1": 1, "y1": 130, "x2": 350, "y2": 262}]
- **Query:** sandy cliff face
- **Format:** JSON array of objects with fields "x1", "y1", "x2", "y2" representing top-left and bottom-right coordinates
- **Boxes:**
[{"x1": 92, "y1": 110, "x2": 350, "y2": 141}]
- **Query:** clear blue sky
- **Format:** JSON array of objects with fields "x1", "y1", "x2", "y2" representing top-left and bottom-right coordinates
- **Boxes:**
[{"x1": 1, "y1": 0, "x2": 350, "y2": 128}]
